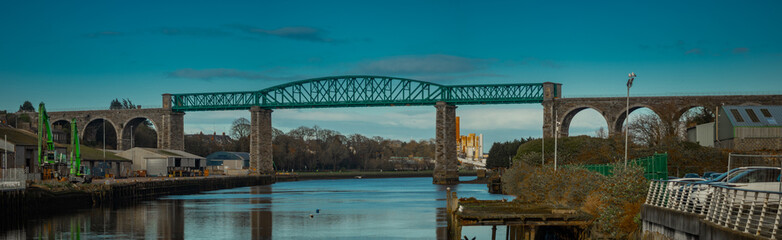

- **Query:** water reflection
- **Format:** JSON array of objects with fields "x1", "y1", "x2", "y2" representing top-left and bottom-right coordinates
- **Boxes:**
[{"x1": 4, "y1": 177, "x2": 508, "y2": 239}]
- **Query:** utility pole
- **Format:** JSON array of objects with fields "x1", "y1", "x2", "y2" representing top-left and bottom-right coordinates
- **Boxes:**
[
  {"x1": 3, "y1": 135, "x2": 6, "y2": 179},
  {"x1": 625, "y1": 72, "x2": 636, "y2": 167},
  {"x1": 554, "y1": 109, "x2": 559, "y2": 171}
]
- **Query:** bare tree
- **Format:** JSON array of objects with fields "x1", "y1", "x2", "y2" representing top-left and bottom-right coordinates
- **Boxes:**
[
  {"x1": 230, "y1": 117, "x2": 251, "y2": 139},
  {"x1": 595, "y1": 127, "x2": 608, "y2": 139}
]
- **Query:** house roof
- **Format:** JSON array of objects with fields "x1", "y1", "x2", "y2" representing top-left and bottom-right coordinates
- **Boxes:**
[
  {"x1": 0, "y1": 139, "x2": 15, "y2": 152},
  {"x1": 722, "y1": 105, "x2": 782, "y2": 127},
  {"x1": 125, "y1": 147, "x2": 205, "y2": 159}
]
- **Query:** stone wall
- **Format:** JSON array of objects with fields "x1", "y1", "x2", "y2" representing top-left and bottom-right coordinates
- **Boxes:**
[
  {"x1": 433, "y1": 101, "x2": 458, "y2": 185},
  {"x1": 249, "y1": 107, "x2": 274, "y2": 174},
  {"x1": 20, "y1": 108, "x2": 185, "y2": 151}
]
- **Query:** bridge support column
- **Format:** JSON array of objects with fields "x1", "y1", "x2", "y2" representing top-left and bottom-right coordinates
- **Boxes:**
[
  {"x1": 542, "y1": 82, "x2": 562, "y2": 138},
  {"x1": 160, "y1": 112, "x2": 185, "y2": 150},
  {"x1": 250, "y1": 106, "x2": 274, "y2": 174},
  {"x1": 434, "y1": 101, "x2": 458, "y2": 185}
]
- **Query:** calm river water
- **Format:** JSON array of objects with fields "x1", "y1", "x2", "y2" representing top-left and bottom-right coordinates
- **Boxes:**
[{"x1": 5, "y1": 177, "x2": 511, "y2": 239}]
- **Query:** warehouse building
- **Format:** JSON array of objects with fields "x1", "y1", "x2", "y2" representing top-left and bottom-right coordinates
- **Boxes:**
[{"x1": 117, "y1": 148, "x2": 205, "y2": 177}]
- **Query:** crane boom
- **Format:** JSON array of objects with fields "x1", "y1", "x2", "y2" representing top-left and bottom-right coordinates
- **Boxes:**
[
  {"x1": 37, "y1": 103, "x2": 56, "y2": 165},
  {"x1": 70, "y1": 118, "x2": 82, "y2": 176}
]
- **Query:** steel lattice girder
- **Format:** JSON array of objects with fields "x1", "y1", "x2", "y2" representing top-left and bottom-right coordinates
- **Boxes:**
[{"x1": 170, "y1": 76, "x2": 544, "y2": 111}]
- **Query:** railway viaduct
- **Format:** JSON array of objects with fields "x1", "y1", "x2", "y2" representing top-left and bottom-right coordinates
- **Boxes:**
[{"x1": 26, "y1": 76, "x2": 782, "y2": 184}]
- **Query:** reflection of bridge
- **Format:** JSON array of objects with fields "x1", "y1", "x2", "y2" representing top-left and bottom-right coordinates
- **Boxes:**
[{"x1": 34, "y1": 75, "x2": 782, "y2": 184}]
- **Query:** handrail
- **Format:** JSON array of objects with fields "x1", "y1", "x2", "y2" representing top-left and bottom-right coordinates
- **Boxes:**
[{"x1": 646, "y1": 180, "x2": 782, "y2": 239}]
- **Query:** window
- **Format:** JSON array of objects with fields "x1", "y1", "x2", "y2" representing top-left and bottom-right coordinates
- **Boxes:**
[
  {"x1": 730, "y1": 109, "x2": 744, "y2": 122},
  {"x1": 746, "y1": 109, "x2": 760, "y2": 122},
  {"x1": 760, "y1": 109, "x2": 772, "y2": 118}
]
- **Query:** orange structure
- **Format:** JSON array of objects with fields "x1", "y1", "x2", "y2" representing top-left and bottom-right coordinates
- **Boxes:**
[{"x1": 455, "y1": 116, "x2": 484, "y2": 162}]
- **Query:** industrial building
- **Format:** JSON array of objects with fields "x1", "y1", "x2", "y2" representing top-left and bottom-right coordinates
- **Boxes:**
[
  {"x1": 117, "y1": 148, "x2": 205, "y2": 177},
  {"x1": 0, "y1": 126, "x2": 130, "y2": 177},
  {"x1": 205, "y1": 151, "x2": 250, "y2": 175},
  {"x1": 455, "y1": 116, "x2": 486, "y2": 163},
  {"x1": 714, "y1": 105, "x2": 782, "y2": 151}
]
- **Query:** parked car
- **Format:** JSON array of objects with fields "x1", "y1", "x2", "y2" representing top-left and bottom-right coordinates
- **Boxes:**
[
  {"x1": 683, "y1": 173, "x2": 700, "y2": 178},
  {"x1": 702, "y1": 171, "x2": 718, "y2": 180},
  {"x1": 712, "y1": 167, "x2": 781, "y2": 192},
  {"x1": 688, "y1": 167, "x2": 782, "y2": 207}
]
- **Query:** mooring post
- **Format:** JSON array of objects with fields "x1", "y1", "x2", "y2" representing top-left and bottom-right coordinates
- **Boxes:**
[{"x1": 492, "y1": 225, "x2": 497, "y2": 240}]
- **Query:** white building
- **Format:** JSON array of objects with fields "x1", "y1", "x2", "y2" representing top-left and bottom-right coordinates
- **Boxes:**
[{"x1": 117, "y1": 148, "x2": 205, "y2": 177}]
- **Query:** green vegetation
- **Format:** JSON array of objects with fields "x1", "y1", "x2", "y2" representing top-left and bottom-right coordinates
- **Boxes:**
[
  {"x1": 19, "y1": 101, "x2": 35, "y2": 112},
  {"x1": 502, "y1": 161, "x2": 648, "y2": 238},
  {"x1": 485, "y1": 137, "x2": 533, "y2": 169}
]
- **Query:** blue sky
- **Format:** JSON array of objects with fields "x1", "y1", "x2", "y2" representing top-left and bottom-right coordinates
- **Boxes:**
[{"x1": 2, "y1": 0, "x2": 782, "y2": 146}]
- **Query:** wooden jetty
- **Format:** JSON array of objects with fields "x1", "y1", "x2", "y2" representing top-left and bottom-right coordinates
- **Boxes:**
[{"x1": 445, "y1": 189, "x2": 592, "y2": 240}]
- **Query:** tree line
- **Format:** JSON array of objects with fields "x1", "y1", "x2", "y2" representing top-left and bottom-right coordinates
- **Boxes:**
[{"x1": 185, "y1": 117, "x2": 437, "y2": 171}]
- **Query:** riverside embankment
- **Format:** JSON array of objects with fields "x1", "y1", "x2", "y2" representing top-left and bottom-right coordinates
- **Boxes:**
[{"x1": 1, "y1": 175, "x2": 273, "y2": 229}]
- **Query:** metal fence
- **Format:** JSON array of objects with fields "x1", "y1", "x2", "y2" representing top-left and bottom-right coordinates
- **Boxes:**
[
  {"x1": 646, "y1": 180, "x2": 782, "y2": 239},
  {"x1": 578, "y1": 153, "x2": 669, "y2": 180},
  {"x1": 0, "y1": 168, "x2": 28, "y2": 191}
]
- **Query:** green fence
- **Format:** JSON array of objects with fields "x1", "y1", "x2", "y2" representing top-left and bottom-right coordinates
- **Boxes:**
[{"x1": 576, "y1": 153, "x2": 668, "y2": 180}]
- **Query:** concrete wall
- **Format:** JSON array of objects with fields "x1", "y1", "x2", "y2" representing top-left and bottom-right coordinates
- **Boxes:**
[
  {"x1": 696, "y1": 122, "x2": 715, "y2": 147},
  {"x1": 642, "y1": 205, "x2": 769, "y2": 240}
]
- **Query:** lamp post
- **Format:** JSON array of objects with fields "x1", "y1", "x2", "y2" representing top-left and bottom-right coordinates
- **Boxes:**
[
  {"x1": 624, "y1": 72, "x2": 636, "y2": 167},
  {"x1": 555, "y1": 120, "x2": 560, "y2": 171}
]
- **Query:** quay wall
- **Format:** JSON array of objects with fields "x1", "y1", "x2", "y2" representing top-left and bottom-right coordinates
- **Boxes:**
[{"x1": 0, "y1": 176, "x2": 273, "y2": 228}]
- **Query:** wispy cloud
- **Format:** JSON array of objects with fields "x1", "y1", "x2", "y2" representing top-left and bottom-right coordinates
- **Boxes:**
[
  {"x1": 155, "y1": 27, "x2": 231, "y2": 37},
  {"x1": 684, "y1": 48, "x2": 703, "y2": 55},
  {"x1": 732, "y1": 47, "x2": 749, "y2": 54},
  {"x1": 167, "y1": 68, "x2": 302, "y2": 81},
  {"x1": 228, "y1": 24, "x2": 335, "y2": 43},
  {"x1": 640, "y1": 40, "x2": 753, "y2": 57},
  {"x1": 84, "y1": 31, "x2": 123, "y2": 38},
  {"x1": 355, "y1": 54, "x2": 489, "y2": 75}
]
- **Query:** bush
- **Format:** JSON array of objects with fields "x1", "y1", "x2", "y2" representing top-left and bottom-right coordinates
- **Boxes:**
[{"x1": 501, "y1": 161, "x2": 649, "y2": 238}]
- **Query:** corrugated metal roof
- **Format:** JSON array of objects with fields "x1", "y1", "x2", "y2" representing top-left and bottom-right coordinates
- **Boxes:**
[
  {"x1": 722, "y1": 105, "x2": 782, "y2": 127},
  {"x1": 206, "y1": 151, "x2": 250, "y2": 161}
]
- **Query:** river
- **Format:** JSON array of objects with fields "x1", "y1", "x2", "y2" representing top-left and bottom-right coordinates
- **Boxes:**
[{"x1": 4, "y1": 177, "x2": 511, "y2": 239}]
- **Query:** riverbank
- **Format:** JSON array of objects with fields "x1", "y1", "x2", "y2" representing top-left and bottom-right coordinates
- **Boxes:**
[
  {"x1": 0, "y1": 175, "x2": 273, "y2": 230},
  {"x1": 276, "y1": 170, "x2": 478, "y2": 181}
]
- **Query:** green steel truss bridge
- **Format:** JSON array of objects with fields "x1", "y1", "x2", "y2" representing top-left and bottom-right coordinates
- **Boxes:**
[{"x1": 170, "y1": 75, "x2": 545, "y2": 111}]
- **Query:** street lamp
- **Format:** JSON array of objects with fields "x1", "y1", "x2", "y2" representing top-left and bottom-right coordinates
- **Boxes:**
[
  {"x1": 624, "y1": 72, "x2": 636, "y2": 167},
  {"x1": 555, "y1": 120, "x2": 561, "y2": 171},
  {"x1": 554, "y1": 108, "x2": 560, "y2": 171}
]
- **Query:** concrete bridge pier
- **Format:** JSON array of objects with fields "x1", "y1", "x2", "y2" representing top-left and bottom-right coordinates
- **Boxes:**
[
  {"x1": 433, "y1": 101, "x2": 458, "y2": 185},
  {"x1": 249, "y1": 106, "x2": 274, "y2": 174}
]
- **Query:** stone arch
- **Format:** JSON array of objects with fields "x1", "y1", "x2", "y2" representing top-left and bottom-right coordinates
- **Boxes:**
[
  {"x1": 560, "y1": 105, "x2": 610, "y2": 137},
  {"x1": 612, "y1": 104, "x2": 663, "y2": 134},
  {"x1": 82, "y1": 118, "x2": 119, "y2": 150},
  {"x1": 676, "y1": 105, "x2": 717, "y2": 127},
  {"x1": 51, "y1": 119, "x2": 72, "y2": 144},
  {"x1": 120, "y1": 116, "x2": 160, "y2": 150}
]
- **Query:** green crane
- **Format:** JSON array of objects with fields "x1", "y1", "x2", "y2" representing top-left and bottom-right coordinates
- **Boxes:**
[
  {"x1": 69, "y1": 118, "x2": 81, "y2": 176},
  {"x1": 37, "y1": 102, "x2": 59, "y2": 165},
  {"x1": 68, "y1": 118, "x2": 91, "y2": 183}
]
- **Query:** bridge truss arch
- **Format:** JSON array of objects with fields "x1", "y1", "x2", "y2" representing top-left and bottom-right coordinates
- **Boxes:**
[{"x1": 169, "y1": 75, "x2": 545, "y2": 111}]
